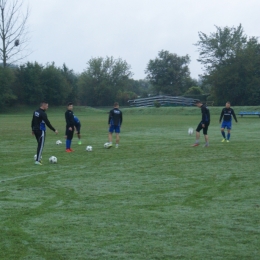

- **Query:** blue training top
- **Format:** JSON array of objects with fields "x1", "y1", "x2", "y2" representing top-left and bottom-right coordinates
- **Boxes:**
[{"x1": 74, "y1": 116, "x2": 80, "y2": 126}]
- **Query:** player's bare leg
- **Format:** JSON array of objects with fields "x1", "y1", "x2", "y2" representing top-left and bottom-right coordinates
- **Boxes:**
[
  {"x1": 77, "y1": 133, "x2": 81, "y2": 145},
  {"x1": 108, "y1": 132, "x2": 112, "y2": 143},
  {"x1": 115, "y1": 133, "x2": 120, "y2": 148},
  {"x1": 108, "y1": 132, "x2": 113, "y2": 148},
  {"x1": 204, "y1": 134, "x2": 209, "y2": 147},
  {"x1": 196, "y1": 131, "x2": 200, "y2": 140},
  {"x1": 192, "y1": 131, "x2": 200, "y2": 146}
]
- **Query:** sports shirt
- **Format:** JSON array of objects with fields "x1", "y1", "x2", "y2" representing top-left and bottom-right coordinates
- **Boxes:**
[{"x1": 219, "y1": 107, "x2": 237, "y2": 122}]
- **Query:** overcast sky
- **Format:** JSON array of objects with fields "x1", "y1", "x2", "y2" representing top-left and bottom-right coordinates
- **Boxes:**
[{"x1": 24, "y1": 0, "x2": 260, "y2": 80}]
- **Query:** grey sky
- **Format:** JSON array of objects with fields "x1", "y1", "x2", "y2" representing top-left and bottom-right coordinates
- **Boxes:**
[{"x1": 25, "y1": 0, "x2": 260, "y2": 80}]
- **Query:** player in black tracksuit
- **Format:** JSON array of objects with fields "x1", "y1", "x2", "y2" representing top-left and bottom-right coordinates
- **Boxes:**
[
  {"x1": 65, "y1": 102, "x2": 75, "y2": 152},
  {"x1": 192, "y1": 100, "x2": 210, "y2": 147},
  {"x1": 31, "y1": 102, "x2": 58, "y2": 165}
]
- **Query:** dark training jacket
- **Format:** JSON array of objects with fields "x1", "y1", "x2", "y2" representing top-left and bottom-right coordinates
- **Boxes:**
[
  {"x1": 31, "y1": 108, "x2": 56, "y2": 132},
  {"x1": 201, "y1": 104, "x2": 210, "y2": 125},
  {"x1": 65, "y1": 110, "x2": 75, "y2": 128},
  {"x1": 108, "y1": 108, "x2": 123, "y2": 126}
]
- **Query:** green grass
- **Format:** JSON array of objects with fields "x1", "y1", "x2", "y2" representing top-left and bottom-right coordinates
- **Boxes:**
[{"x1": 0, "y1": 107, "x2": 260, "y2": 259}]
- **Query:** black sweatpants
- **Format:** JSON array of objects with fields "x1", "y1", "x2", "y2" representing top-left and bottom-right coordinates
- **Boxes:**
[
  {"x1": 34, "y1": 130, "x2": 45, "y2": 161},
  {"x1": 66, "y1": 128, "x2": 74, "y2": 140}
]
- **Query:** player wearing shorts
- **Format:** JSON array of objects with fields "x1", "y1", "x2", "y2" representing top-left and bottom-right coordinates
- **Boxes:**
[
  {"x1": 65, "y1": 102, "x2": 75, "y2": 152},
  {"x1": 108, "y1": 102, "x2": 123, "y2": 148},
  {"x1": 219, "y1": 101, "x2": 237, "y2": 142},
  {"x1": 74, "y1": 116, "x2": 81, "y2": 145},
  {"x1": 192, "y1": 100, "x2": 210, "y2": 147}
]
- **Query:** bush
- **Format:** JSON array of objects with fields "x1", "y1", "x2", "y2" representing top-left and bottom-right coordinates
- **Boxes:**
[{"x1": 154, "y1": 100, "x2": 161, "y2": 108}]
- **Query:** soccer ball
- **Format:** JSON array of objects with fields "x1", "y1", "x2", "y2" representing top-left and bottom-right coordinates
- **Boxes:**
[
  {"x1": 86, "y1": 146, "x2": 93, "y2": 152},
  {"x1": 104, "y1": 142, "x2": 110, "y2": 148},
  {"x1": 188, "y1": 127, "x2": 194, "y2": 135},
  {"x1": 34, "y1": 154, "x2": 42, "y2": 161},
  {"x1": 56, "y1": 140, "x2": 62, "y2": 145},
  {"x1": 49, "y1": 156, "x2": 57, "y2": 163}
]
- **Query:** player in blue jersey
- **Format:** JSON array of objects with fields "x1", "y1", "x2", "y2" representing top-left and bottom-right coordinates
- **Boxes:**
[
  {"x1": 192, "y1": 100, "x2": 210, "y2": 147},
  {"x1": 219, "y1": 101, "x2": 238, "y2": 142},
  {"x1": 74, "y1": 115, "x2": 82, "y2": 145},
  {"x1": 31, "y1": 101, "x2": 58, "y2": 165},
  {"x1": 107, "y1": 102, "x2": 123, "y2": 148}
]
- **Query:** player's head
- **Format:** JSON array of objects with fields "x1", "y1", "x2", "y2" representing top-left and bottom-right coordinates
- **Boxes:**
[
  {"x1": 40, "y1": 101, "x2": 49, "y2": 110},
  {"x1": 114, "y1": 102, "x2": 119, "y2": 108},
  {"x1": 226, "y1": 101, "x2": 231, "y2": 108},
  {"x1": 67, "y1": 102, "x2": 73, "y2": 110},
  {"x1": 195, "y1": 100, "x2": 202, "y2": 107}
]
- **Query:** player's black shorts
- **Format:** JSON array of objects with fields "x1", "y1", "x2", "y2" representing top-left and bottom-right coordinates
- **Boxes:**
[
  {"x1": 65, "y1": 128, "x2": 74, "y2": 140},
  {"x1": 196, "y1": 122, "x2": 209, "y2": 135}
]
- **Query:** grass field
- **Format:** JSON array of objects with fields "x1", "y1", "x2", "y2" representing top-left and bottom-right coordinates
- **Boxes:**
[{"x1": 0, "y1": 106, "x2": 260, "y2": 259}]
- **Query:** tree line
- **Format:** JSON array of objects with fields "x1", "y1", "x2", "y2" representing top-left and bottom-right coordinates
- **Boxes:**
[
  {"x1": 0, "y1": 60, "x2": 153, "y2": 108},
  {"x1": 196, "y1": 24, "x2": 260, "y2": 105},
  {"x1": 1, "y1": 24, "x2": 260, "y2": 108}
]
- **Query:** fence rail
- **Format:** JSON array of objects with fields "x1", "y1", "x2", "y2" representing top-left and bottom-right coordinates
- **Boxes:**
[{"x1": 128, "y1": 95, "x2": 198, "y2": 107}]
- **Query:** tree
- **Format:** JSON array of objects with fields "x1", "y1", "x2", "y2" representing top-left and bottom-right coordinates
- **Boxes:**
[
  {"x1": 195, "y1": 24, "x2": 260, "y2": 105},
  {"x1": 0, "y1": 66, "x2": 16, "y2": 107},
  {"x1": 116, "y1": 90, "x2": 137, "y2": 106},
  {"x1": 14, "y1": 62, "x2": 74, "y2": 106},
  {"x1": 0, "y1": 0, "x2": 29, "y2": 67},
  {"x1": 124, "y1": 79, "x2": 152, "y2": 98},
  {"x1": 79, "y1": 56, "x2": 133, "y2": 106},
  {"x1": 195, "y1": 24, "x2": 247, "y2": 71},
  {"x1": 184, "y1": 86, "x2": 204, "y2": 95},
  {"x1": 145, "y1": 50, "x2": 192, "y2": 96},
  {"x1": 203, "y1": 37, "x2": 260, "y2": 105},
  {"x1": 61, "y1": 64, "x2": 79, "y2": 104},
  {"x1": 41, "y1": 63, "x2": 71, "y2": 105},
  {"x1": 14, "y1": 62, "x2": 44, "y2": 105}
]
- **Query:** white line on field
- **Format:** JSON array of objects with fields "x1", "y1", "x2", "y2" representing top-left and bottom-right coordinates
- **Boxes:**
[{"x1": 0, "y1": 171, "x2": 50, "y2": 183}]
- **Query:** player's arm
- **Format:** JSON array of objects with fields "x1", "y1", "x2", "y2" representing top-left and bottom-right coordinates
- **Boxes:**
[
  {"x1": 120, "y1": 111, "x2": 123, "y2": 126},
  {"x1": 232, "y1": 109, "x2": 238, "y2": 122},
  {"x1": 219, "y1": 109, "x2": 224, "y2": 123},
  {"x1": 42, "y1": 113, "x2": 57, "y2": 133},
  {"x1": 31, "y1": 114, "x2": 35, "y2": 135},
  {"x1": 31, "y1": 114, "x2": 34, "y2": 130},
  {"x1": 108, "y1": 110, "x2": 113, "y2": 125},
  {"x1": 201, "y1": 107, "x2": 207, "y2": 125}
]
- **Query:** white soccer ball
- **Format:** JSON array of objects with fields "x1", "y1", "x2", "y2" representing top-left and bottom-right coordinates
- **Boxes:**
[
  {"x1": 188, "y1": 127, "x2": 194, "y2": 135},
  {"x1": 34, "y1": 154, "x2": 42, "y2": 161},
  {"x1": 49, "y1": 156, "x2": 57, "y2": 164},
  {"x1": 104, "y1": 142, "x2": 110, "y2": 148},
  {"x1": 56, "y1": 140, "x2": 62, "y2": 145},
  {"x1": 86, "y1": 146, "x2": 93, "y2": 152}
]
